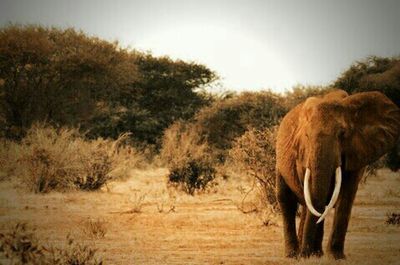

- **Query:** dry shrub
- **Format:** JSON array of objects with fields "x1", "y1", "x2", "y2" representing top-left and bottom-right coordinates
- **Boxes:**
[
  {"x1": 386, "y1": 212, "x2": 400, "y2": 225},
  {"x1": 81, "y1": 218, "x2": 108, "y2": 239},
  {"x1": 127, "y1": 192, "x2": 147, "y2": 213},
  {"x1": 0, "y1": 223, "x2": 44, "y2": 264},
  {"x1": 72, "y1": 134, "x2": 138, "y2": 191},
  {"x1": 18, "y1": 126, "x2": 83, "y2": 192},
  {"x1": 0, "y1": 223, "x2": 102, "y2": 265},
  {"x1": 4, "y1": 124, "x2": 143, "y2": 193},
  {"x1": 229, "y1": 127, "x2": 278, "y2": 208},
  {"x1": 161, "y1": 121, "x2": 216, "y2": 195},
  {"x1": 47, "y1": 235, "x2": 102, "y2": 265}
]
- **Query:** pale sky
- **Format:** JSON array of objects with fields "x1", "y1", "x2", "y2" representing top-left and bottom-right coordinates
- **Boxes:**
[{"x1": 1, "y1": 0, "x2": 399, "y2": 93}]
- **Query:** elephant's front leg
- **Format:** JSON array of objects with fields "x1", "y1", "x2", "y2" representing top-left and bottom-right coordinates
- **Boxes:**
[
  {"x1": 328, "y1": 170, "x2": 361, "y2": 259},
  {"x1": 313, "y1": 220, "x2": 324, "y2": 256},
  {"x1": 276, "y1": 173, "x2": 299, "y2": 258},
  {"x1": 300, "y1": 210, "x2": 323, "y2": 257},
  {"x1": 298, "y1": 205, "x2": 324, "y2": 256}
]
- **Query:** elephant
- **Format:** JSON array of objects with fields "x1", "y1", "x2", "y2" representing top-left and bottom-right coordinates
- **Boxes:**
[{"x1": 275, "y1": 90, "x2": 400, "y2": 259}]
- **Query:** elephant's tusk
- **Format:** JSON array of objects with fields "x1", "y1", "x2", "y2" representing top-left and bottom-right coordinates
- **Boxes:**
[
  {"x1": 316, "y1": 167, "x2": 342, "y2": 224},
  {"x1": 304, "y1": 168, "x2": 322, "y2": 217}
]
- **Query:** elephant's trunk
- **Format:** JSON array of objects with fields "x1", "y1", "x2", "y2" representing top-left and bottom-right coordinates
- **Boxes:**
[{"x1": 303, "y1": 167, "x2": 342, "y2": 223}]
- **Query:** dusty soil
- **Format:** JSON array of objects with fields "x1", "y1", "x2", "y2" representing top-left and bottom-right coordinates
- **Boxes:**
[{"x1": 0, "y1": 168, "x2": 399, "y2": 264}]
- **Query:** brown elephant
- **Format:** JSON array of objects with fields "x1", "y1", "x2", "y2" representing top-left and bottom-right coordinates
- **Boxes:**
[{"x1": 275, "y1": 90, "x2": 400, "y2": 259}]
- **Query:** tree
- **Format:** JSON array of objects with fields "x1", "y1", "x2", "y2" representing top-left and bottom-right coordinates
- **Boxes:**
[
  {"x1": 334, "y1": 56, "x2": 400, "y2": 106},
  {"x1": 84, "y1": 53, "x2": 217, "y2": 147},
  {"x1": 0, "y1": 25, "x2": 217, "y2": 147},
  {"x1": 0, "y1": 25, "x2": 137, "y2": 139},
  {"x1": 131, "y1": 54, "x2": 217, "y2": 145}
]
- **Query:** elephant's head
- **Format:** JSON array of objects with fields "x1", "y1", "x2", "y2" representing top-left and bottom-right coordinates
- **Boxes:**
[{"x1": 295, "y1": 90, "x2": 400, "y2": 223}]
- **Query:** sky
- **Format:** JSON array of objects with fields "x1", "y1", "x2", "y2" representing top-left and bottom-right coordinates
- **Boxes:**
[{"x1": 0, "y1": 0, "x2": 399, "y2": 93}]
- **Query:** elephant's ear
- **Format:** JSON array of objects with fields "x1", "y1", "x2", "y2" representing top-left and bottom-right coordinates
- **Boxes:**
[{"x1": 342, "y1": 91, "x2": 400, "y2": 170}]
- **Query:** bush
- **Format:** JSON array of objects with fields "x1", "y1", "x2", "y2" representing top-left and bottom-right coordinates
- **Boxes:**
[
  {"x1": 80, "y1": 218, "x2": 108, "y2": 239},
  {"x1": 168, "y1": 160, "x2": 216, "y2": 195},
  {"x1": 0, "y1": 223, "x2": 44, "y2": 264},
  {"x1": 2, "y1": 124, "x2": 142, "y2": 192},
  {"x1": 191, "y1": 91, "x2": 287, "y2": 162},
  {"x1": 385, "y1": 212, "x2": 400, "y2": 225},
  {"x1": 228, "y1": 127, "x2": 278, "y2": 207},
  {"x1": 161, "y1": 122, "x2": 216, "y2": 195},
  {"x1": 18, "y1": 125, "x2": 84, "y2": 192},
  {"x1": 0, "y1": 223, "x2": 103, "y2": 265}
]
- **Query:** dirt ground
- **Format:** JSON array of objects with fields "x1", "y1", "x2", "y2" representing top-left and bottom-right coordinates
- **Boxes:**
[{"x1": 0, "y1": 168, "x2": 399, "y2": 264}]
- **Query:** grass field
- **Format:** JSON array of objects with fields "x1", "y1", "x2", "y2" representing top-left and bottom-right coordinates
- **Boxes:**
[{"x1": 0, "y1": 168, "x2": 399, "y2": 264}]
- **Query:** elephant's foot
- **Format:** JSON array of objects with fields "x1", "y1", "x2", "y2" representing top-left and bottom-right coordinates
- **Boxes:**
[
  {"x1": 285, "y1": 242, "x2": 299, "y2": 258},
  {"x1": 299, "y1": 246, "x2": 323, "y2": 258},
  {"x1": 299, "y1": 245, "x2": 312, "y2": 258},
  {"x1": 328, "y1": 243, "x2": 346, "y2": 259},
  {"x1": 328, "y1": 250, "x2": 346, "y2": 260},
  {"x1": 313, "y1": 245, "x2": 323, "y2": 257},
  {"x1": 313, "y1": 249, "x2": 323, "y2": 257},
  {"x1": 285, "y1": 248, "x2": 298, "y2": 258}
]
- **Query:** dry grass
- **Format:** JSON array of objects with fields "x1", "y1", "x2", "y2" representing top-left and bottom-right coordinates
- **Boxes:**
[
  {"x1": 0, "y1": 223, "x2": 102, "y2": 264},
  {"x1": 0, "y1": 168, "x2": 398, "y2": 264},
  {"x1": 126, "y1": 192, "x2": 147, "y2": 214}
]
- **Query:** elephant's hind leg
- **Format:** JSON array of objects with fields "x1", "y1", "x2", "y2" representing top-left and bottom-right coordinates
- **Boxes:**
[{"x1": 277, "y1": 173, "x2": 299, "y2": 258}]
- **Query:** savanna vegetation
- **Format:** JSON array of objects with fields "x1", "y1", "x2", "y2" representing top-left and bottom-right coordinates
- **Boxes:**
[
  {"x1": 1, "y1": 25, "x2": 399, "y2": 192},
  {"x1": 0, "y1": 25, "x2": 399, "y2": 264},
  {"x1": 0, "y1": 223, "x2": 103, "y2": 264},
  {"x1": 0, "y1": 25, "x2": 216, "y2": 148},
  {"x1": 1, "y1": 25, "x2": 399, "y2": 195}
]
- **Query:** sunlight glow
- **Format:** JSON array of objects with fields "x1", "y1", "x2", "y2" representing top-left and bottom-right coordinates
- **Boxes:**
[{"x1": 133, "y1": 23, "x2": 297, "y2": 93}]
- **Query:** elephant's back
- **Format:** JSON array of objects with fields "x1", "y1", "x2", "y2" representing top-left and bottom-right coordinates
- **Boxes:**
[{"x1": 276, "y1": 103, "x2": 303, "y2": 173}]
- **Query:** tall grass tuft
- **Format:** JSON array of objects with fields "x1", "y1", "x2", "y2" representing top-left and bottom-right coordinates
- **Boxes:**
[{"x1": 81, "y1": 218, "x2": 108, "y2": 239}]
